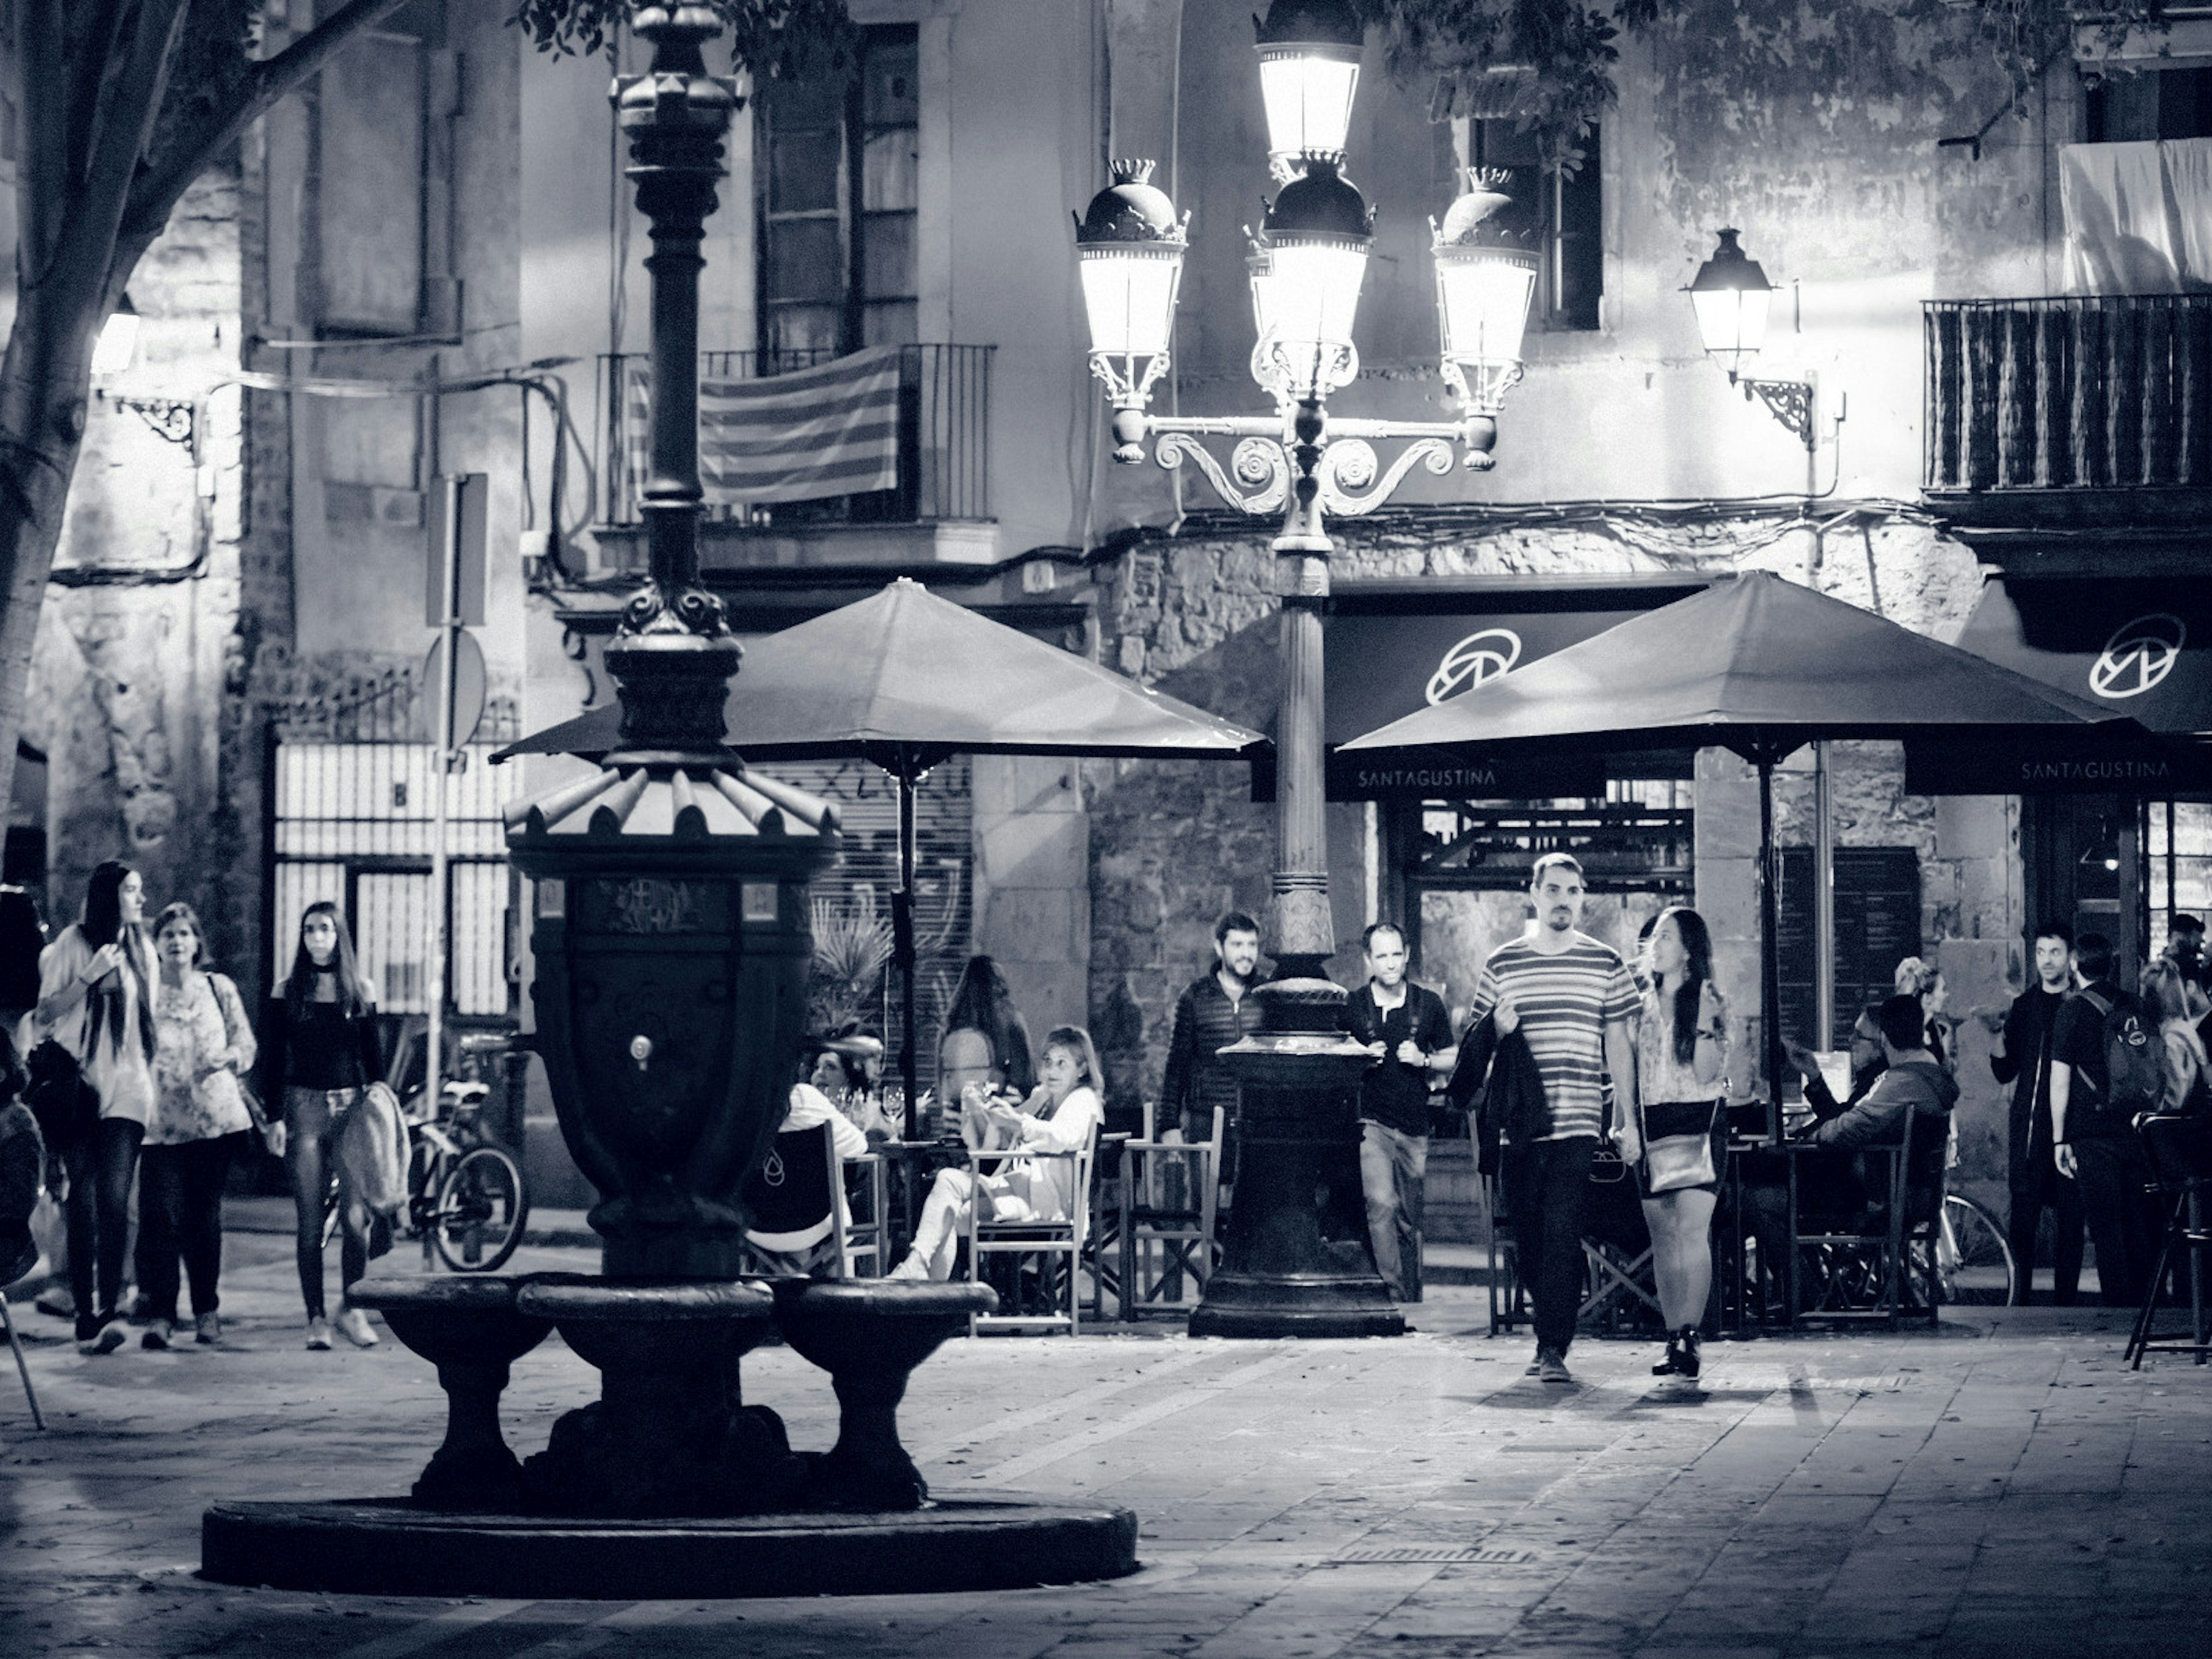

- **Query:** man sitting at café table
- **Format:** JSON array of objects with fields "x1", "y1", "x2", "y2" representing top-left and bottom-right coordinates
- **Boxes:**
[{"x1": 1749, "y1": 994, "x2": 1959, "y2": 1262}]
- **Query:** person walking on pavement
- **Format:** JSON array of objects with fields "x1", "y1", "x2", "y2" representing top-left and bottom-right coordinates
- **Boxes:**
[
  {"x1": 1988, "y1": 922, "x2": 2084, "y2": 1305},
  {"x1": 1469, "y1": 854, "x2": 1641, "y2": 1385},
  {"x1": 2049, "y1": 932, "x2": 2165, "y2": 1309},
  {"x1": 1344, "y1": 922, "x2": 1455, "y2": 1304},
  {"x1": 258, "y1": 903, "x2": 386, "y2": 1350},
  {"x1": 135, "y1": 903, "x2": 262, "y2": 1349},
  {"x1": 1623, "y1": 906, "x2": 1730, "y2": 1381},
  {"x1": 1159, "y1": 911, "x2": 1266, "y2": 1183},
  {"x1": 34, "y1": 861, "x2": 158, "y2": 1355}
]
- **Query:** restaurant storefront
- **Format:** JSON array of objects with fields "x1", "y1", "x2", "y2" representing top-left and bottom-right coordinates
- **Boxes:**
[{"x1": 1949, "y1": 577, "x2": 2212, "y2": 980}]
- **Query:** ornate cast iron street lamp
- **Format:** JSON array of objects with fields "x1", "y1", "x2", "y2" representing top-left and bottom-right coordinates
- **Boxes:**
[
  {"x1": 1072, "y1": 0, "x2": 1537, "y2": 1338},
  {"x1": 1687, "y1": 227, "x2": 1815, "y2": 450}
]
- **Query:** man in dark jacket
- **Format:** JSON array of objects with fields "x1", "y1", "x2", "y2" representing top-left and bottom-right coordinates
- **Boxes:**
[
  {"x1": 1158, "y1": 912, "x2": 1266, "y2": 1177},
  {"x1": 1990, "y1": 922, "x2": 2082, "y2": 1304}
]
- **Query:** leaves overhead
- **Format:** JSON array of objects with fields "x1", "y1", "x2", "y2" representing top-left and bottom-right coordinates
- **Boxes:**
[{"x1": 507, "y1": 0, "x2": 858, "y2": 82}]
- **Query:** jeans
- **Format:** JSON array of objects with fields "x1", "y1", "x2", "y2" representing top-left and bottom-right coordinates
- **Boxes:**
[
  {"x1": 1358, "y1": 1120, "x2": 1426, "y2": 1302},
  {"x1": 1502, "y1": 1135, "x2": 1596, "y2": 1356},
  {"x1": 61, "y1": 1116, "x2": 143, "y2": 1335},
  {"x1": 137, "y1": 1132, "x2": 244, "y2": 1321},
  {"x1": 2008, "y1": 1157, "x2": 2085, "y2": 1306},
  {"x1": 285, "y1": 1086, "x2": 369, "y2": 1320},
  {"x1": 2073, "y1": 1135, "x2": 2161, "y2": 1309}
]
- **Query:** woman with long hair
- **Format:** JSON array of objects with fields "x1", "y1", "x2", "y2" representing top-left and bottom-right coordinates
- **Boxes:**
[
  {"x1": 888, "y1": 1024, "x2": 1105, "y2": 1281},
  {"x1": 1615, "y1": 906, "x2": 1730, "y2": 1381},
  {"x1": 135, "y1": 903, "x2": 261, "y2": 1348},
  {"x1": 2142, "y1": 957, "x2": 2210, "y2": 1115},
  {"x1": 33, "y1": 861, "x2": 157, "y2": 1353},
  {"x1": 256, "y1": 903, "x2": 385, "y2": 1350}
]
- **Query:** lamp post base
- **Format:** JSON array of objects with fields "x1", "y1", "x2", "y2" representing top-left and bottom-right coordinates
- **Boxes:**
[{"x1": 1188, "y1": 980, "x2": 1404, "y2": 1340}]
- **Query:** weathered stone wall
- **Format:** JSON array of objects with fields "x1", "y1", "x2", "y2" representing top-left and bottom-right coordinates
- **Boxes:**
[{"x1": 28, "y1": 163, "x2": 253, "y2": 972}]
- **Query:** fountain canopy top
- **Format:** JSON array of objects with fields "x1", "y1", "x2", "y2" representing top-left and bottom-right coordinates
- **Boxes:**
[{"x1": 505, "y1": 756, "x2": 839, "y2": 881}]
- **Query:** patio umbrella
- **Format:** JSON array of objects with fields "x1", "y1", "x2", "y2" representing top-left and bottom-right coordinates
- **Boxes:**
[
  {"x1": 499, "y1": 578, "x2": 1267, "y2": 1129},
  {"x1": 1338, "y1": 569, "x2": 2146, "y2": 1136}
]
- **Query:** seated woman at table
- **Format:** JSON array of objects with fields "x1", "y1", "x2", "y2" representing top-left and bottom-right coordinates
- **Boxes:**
[{"x1": 888, "y1": 1025, "x2": 1104, "y2": 1281}]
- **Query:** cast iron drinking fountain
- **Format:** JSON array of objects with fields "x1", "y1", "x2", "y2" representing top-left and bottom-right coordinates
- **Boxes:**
[{"x1": 199, "y1": 4, "x2": 1134, "y2": 1600}]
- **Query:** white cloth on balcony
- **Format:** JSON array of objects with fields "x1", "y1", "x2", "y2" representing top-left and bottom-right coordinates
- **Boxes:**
[{"x1": 2060, "y1": 138, "x2": 2212, "y2": 294}]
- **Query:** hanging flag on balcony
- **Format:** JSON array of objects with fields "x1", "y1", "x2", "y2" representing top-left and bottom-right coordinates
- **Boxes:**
[{"x1": 624, "y1": 345, "x2": 903, "y2": 509}]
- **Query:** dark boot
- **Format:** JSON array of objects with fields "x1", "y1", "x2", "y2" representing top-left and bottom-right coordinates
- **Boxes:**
[
  {"x1": 1653, "y1": 1331, "x2": 1685, "y2": 1376},
  {"x1": 1676, "y1": 1325, "x2": 1702, "y2": 1380}
]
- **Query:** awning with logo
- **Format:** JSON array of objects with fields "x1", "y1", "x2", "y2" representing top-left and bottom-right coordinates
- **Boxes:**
[
  {"x1": 1907, "y1": 577, "x2": 2212, "y2": 794},
  {"x1": 1321, "y1": 579, "x2": 1709, "y2": 798}
]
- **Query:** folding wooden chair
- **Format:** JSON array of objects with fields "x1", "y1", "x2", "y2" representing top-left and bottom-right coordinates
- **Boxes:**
[
  {"x1": 840, "y1": 1151, "x2": 891, "y2": 1278},
  {"x1": 0, "y1": 1285, "x2": 44, "y2": 1430},
  {"x1": 1115, "y1": 1105, "x2": 1224, "y2": 1319},
  {"x1": 966, "y1": 1135, "x2": 1096, "y2": 1337},
  {"x1": 1789, "y1": 1109, "x2": 1941, "y2": 1328},
  {"x1": 742, "y1": 1123, "x2": 849, "y2": 1278}
]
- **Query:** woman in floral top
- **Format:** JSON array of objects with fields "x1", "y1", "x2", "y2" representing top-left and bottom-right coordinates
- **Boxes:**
[
  {"x1": 1622, "y1": 906, "x2": 1730, "y2": 1381},
  {"x1": 136, "y1": 902, "x2": 260, "y2": 1349}
]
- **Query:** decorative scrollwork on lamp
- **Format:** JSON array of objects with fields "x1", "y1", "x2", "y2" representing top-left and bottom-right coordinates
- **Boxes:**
[
  {"x1": 1315, "y1": 437, "x2": 1455, "y2": 517},
  {"x1": 1156, "y1": 432, "x2": 1293, "y2": 516}
]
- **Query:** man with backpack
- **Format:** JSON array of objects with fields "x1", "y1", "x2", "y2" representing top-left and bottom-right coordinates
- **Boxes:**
[{"x1": 2048, "y1": 933, "x2": 2164, "y2": 1308}]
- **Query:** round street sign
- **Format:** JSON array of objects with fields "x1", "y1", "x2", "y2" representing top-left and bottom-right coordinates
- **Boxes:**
[
  {"x1": 425, "y1": 628, "x2": 489, "y2": 745},
  {"x1": 2089, "y1": 613, "x2": 2186, "y2": 700}
]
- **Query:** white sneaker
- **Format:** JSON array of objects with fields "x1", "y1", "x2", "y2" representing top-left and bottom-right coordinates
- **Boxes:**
[
  {"x1": 887, "y1": 1255, "x2": 929, "y2": 1281},
  {"x1": 334, "y1": 1308, "x2": 379, "y2": 1348}
]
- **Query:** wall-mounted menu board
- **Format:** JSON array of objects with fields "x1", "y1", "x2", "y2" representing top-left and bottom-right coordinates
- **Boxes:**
[{"x1": 1775, "y1": 847, "x2": 1922, "y2": 1047}]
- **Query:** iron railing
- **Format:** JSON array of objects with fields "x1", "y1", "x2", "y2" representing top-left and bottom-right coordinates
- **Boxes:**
[
  {"x1": 593, "y1": 342, "x2": 993, "y2": 525},
  {"x1": 1925, "y1": 294, "x2": 2212, "y2": 491}
]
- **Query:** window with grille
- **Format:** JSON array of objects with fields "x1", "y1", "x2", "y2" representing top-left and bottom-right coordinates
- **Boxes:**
[{"x1": 757, "y1": 24, "x2": 919, "y2": 357}]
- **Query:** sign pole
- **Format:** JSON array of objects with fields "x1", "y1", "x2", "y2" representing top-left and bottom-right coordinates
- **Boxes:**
[{"x1": 427, "y1": 476, "x2": 463, "y2": 1146}]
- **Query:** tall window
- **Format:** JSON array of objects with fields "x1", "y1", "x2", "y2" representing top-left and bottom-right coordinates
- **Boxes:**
[
  {"x1": 757, "y1": 25, "x2": 919, "y2": 357},
  {"x1": 2087, "y1": 67, "x2": 2212, "y2": 142},
  {"x1": 1460, "y1": 119, "x2": 1601, "y2": 333}
]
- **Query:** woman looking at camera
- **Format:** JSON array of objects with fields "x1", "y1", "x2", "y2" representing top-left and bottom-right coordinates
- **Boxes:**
[
  {"x1": 1616, "y1": 905, "x2": 1729, "y2": 1381},
  {"x1": 257, "y1": 903, "x2": 385, "y2": 1350}
]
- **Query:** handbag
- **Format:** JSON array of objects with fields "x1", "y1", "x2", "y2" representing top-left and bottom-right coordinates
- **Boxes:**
[
  {"x1": 22, "y1": 1039, "x2": 96, "y2": 1150},
  {"x1": 1638, "y1": 1100, "x2": 1721, "y2": 1194}
]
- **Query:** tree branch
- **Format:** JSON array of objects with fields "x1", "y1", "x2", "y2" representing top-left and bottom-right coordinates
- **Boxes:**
[
  {"x1": 120, "y1": 0, "x2": 414, "y2": 244},
  {"x1": 16, "y1": 0, "x2": 71, "y2": 288},
  {"x1": 56, "y1": 0, "x2": 191, "y2": 290}
]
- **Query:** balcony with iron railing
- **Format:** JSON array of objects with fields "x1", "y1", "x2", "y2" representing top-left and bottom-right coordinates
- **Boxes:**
[
  {"x1": 590, "y1": 343, "x2": 996, "y2": 570},
  {"x1": 1923, "y1": 296, "x2": 2212, "y2": 559}
]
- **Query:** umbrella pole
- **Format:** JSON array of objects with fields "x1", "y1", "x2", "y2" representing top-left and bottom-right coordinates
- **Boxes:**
[
  {"x1": 1759, "y1": 756, "x2": 1784, "y2": 1146},
  {"x1": 895, "y1": 760, "x2": 919, "y2": 1141}
]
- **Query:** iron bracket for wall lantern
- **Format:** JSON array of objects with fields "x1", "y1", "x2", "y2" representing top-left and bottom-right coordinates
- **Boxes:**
[
  {"x1": 108, "y1": 395, "x2": 196, "y2": 448},
  {"x1": 1741, "y1": 377, "x2": 1815, "y2": 450}
]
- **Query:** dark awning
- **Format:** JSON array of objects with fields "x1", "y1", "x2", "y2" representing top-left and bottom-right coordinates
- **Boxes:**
[
  {"x1": 1323, "y1": 579, "x2": 1708, "y2": 798},
  {"x1": 1908, "y1": 577, "x2": 2212, "y2": 794},
  {"x1": 1952, "y1": 578, "x2": 2212, "y2": 735}
]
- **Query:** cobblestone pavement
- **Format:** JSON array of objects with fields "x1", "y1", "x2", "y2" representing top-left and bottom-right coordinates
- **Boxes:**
[{"x1": 4, "y1": 1229, "x2": 2210, "y2": 1659}]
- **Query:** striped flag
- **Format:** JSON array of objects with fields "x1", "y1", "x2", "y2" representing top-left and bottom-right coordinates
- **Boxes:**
[{"x1": 624, "y1": 346, "x2": 903, "y2": 510}]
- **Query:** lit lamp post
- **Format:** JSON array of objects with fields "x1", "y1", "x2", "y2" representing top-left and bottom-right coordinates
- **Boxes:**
[{"x1": 1073, "y1": 0, "x2": 1536, "y2": 1338}]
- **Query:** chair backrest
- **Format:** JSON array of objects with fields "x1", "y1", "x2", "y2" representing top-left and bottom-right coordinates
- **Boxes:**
[
  {"x1": 2139, "y1": 1112, "x2": 2212, "y2": 1192},
  {"x1": 743, "y1": 1123, "x2": 839, "y2": 1255}
]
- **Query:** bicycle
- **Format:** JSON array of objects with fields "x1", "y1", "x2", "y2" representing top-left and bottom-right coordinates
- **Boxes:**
[
  {"x1": 321, "y1": 1077, "x2": 529, "y2": 1272},
  {"x1": 1932, "y1": 1191, "x2": 2016, "y2": 1306}
]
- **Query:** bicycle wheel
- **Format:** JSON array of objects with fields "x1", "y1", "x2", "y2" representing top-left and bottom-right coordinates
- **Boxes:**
[
  {"x1": 1936, "y1": 1194, "x2": 2016, "y2": 1306},
  {"x1": 431, "y1": 1146, "x2": 528, "y2": 1272}
]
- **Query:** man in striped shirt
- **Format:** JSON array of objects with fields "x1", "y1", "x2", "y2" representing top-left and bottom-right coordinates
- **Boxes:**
[{"x1": 1469, "y1": 853, "x2": 1641, "y2": 1384}]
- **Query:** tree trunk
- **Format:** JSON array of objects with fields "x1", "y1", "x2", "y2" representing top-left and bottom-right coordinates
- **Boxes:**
[{"x1": 0, "y1": 261, "x2": 109, "y2": 823}]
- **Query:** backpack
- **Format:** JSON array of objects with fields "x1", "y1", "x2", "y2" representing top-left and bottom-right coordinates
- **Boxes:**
[{"x1": 2076, "y1": 988, "x2": 2164, "y2": 1122}]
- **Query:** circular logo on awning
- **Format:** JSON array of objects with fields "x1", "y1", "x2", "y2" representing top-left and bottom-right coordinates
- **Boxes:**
[
  {"x1": 1426, "y1": 628, "x2": 1523, "y2": 704},
  {"x1": 2089, "y1": 613, "x2": 2186, "y2": 700}
]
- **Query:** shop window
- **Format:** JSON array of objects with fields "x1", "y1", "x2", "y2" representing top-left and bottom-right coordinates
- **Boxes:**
[
  {"x1": 757, "y1": 25, "x2": 919, "y2": 358},
  {"x1": 1463, "y1": 119, "x2": 1601, "y2": 332},
  {"x1": 2086, "y1": 67, "x2": 2212, "y2": 142},
  {"x1": 2146, "y1": 800, "x2": 2212, "y2": 957}
]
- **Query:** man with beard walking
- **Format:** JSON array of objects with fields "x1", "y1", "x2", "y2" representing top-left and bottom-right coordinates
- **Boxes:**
[{"x1": 1469, "y1": 855, "x2": 1640, "y2": 1384}]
